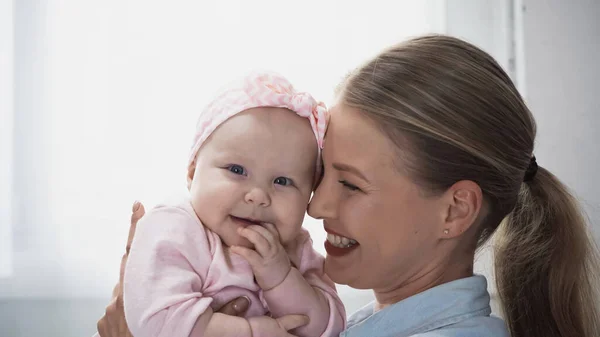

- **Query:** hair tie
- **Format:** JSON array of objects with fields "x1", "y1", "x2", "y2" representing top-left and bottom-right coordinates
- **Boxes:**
[{"x1": 523, "y1": 155, "x2": 538, "y2": 182}]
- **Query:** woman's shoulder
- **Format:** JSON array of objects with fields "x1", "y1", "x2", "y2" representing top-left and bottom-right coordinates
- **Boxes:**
[
  {"x1": 342, "y1": 276, "x2": 509, "y2": 337},
  {"x1": 411, "y1": 315, "x2": 508, "y2": 336}
]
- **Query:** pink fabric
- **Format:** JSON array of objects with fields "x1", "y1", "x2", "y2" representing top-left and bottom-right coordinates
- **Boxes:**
[
  {"x1": 123, "y1": 199, "x2": 346, "y2": 337},
  {"x1": 187, "y1": 71, "x2": 328, "y2": 174}
]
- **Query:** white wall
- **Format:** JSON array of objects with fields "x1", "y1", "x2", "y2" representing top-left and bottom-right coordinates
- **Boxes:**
[
  {"x1": 445, "y1": 0, "x2": 515, "y2": 78},
  {"x1": 519, "y1": 0, "x2": 600, "y2": 243}
]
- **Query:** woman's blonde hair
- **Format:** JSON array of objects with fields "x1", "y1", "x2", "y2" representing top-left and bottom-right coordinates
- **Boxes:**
[{"x1": 338, "y1": 35, "x2": 600, "y2": 337}]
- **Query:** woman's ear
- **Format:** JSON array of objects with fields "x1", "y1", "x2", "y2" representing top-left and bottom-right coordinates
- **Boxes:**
[
  {"x1": 187, "y1": 159, "x2": 197, "y2": 190},
  {"x1": 440, "y1": 180, "x2": 483, "y2": 239}
]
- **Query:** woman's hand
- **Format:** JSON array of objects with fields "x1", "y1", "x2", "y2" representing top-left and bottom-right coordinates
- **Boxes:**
[
  {"x1": 248, "y1": 314, "x2": 309, "y2": 337},
  {"x1": 96, "y1": 201, "x2": 251, "y2": 337}
]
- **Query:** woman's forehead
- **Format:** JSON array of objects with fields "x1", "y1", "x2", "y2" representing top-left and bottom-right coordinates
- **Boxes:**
[
  {"x1": 325, "y1": 105, "x2": 397, "y2": 167},
  {"x1": 328, "y1": 105, "x2": 382, "y2": 144}
]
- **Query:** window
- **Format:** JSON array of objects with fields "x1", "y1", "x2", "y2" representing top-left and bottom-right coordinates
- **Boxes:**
[{"x1": 0, "y1": 0, "x2": 14, "y2": 279}]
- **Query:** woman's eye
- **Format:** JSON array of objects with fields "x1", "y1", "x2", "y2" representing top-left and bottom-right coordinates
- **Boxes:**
[
  {"x1": 227, "y1": 164, "x2": 246, "y2": 176},
  {"x1": 274, "y1": 177, "x2": 293, "y2": 186},
  {"x1": 338, "y1": 180, "x2": 360, "y2": 191}
]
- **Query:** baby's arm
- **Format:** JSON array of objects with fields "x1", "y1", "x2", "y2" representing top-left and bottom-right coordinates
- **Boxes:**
[
  {"x1": 232, "y1": 226, "x2": 346, "y2": 337},
  {"x1": 266, "y1": 232, "x2": 346, "y2": 337},
  {"x1": 123, "y1": 206, "x2": 251, "y2": 337}
]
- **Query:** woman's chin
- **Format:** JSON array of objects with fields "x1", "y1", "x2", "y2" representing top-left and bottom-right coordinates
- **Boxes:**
[{"x1": 324, "y1": 253, "x2": 362, "y2": 286}]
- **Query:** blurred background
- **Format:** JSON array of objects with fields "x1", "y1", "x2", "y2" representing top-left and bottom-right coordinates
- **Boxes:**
[{"x1": 1, "y1": 0, "x2": 598, "y2": 336}]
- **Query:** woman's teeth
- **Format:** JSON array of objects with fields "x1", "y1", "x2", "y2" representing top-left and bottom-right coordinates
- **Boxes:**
[{"x1": 327, "y1": 233, "x2": 357, "y2": 248}]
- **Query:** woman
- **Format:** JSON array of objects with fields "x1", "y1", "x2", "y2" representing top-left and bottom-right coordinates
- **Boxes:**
[{"x1": 97, "y1": 35, "x2": 600, "y2": 337}]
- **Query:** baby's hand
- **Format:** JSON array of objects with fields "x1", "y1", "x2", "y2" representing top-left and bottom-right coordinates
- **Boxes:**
[
  {"x1": 231, "y1": 223, "x2": 291, "y2": 290},
  {"x1": 248, "y1": 314, "x2": 308, "y2": 337}
]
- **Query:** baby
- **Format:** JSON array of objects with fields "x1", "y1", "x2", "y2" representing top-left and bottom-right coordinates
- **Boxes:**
[{"x1": 122, "y1": 72, "x2": 346, "y2": 337}]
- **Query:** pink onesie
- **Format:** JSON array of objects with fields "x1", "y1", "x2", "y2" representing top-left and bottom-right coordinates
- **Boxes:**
[{"x1": 123, "y1": 198, "x2": 345, "y2": 337}]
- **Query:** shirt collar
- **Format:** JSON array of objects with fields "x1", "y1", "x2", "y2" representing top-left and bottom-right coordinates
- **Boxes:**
[{"x1": 342, "y1": 275, "x2": 493, "y2": 337}]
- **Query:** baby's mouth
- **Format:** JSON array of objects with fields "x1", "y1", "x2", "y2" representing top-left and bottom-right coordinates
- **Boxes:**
[{"x1": 230, "y1": 215, "x2": 263, "y2": 227}]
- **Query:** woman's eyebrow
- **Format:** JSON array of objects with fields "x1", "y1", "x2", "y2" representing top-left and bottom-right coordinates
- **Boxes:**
[{"x1": 332, "y1": 162, "x2": 369, "y2": 182}]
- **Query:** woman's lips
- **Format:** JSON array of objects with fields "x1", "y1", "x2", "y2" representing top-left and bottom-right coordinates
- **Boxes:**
[
  {"x1": 324, "y1": 240, "x2": 359, "y2": 257},
  {"x1": 323, "y1": 227, "x2": 359, "y2": 256}
]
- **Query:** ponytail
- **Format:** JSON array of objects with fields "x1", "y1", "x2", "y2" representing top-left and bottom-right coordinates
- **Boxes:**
[{"x1": 495, "y1": 166, "x2": 600, "y2": 337}]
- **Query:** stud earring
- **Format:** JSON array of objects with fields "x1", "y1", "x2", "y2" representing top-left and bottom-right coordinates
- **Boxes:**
[{"x1": 443, "y1": 229, "x2": 449, "y2": 235}]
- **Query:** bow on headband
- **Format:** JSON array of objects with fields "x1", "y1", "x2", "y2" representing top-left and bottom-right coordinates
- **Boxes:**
[
  {"x1": 243, "y1": 73, "x2": 327, "y2": 149},
  {"x1": 188, "y1": 71, "x2": 328, "y2": 175}
]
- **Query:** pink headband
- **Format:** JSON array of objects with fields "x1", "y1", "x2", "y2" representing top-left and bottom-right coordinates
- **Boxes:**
[{"x1": 188, "y1": 71, "x2": 328, "y2": 176}]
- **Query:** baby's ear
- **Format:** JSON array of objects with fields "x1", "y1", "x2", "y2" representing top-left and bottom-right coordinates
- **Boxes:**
[{"x1": 187, "y1": 159, "x2": 197, "y2": 190}]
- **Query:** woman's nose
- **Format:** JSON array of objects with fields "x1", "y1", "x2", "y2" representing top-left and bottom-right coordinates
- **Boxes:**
[
  {"x1": 308, "y1": 179, "x2": 336, "y2": 219},
  {"x1": 244, "y1": 187, "x2": 271, "y2": 207}
]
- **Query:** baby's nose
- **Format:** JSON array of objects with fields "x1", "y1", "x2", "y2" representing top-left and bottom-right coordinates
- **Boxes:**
[{"x1": 244, "y1": 187, "x2": 271, "y2": 207}]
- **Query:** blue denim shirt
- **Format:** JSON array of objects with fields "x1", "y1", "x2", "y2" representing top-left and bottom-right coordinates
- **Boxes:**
[{"x1": 340, "y1": 275, "x2": 508, "y2": 337}]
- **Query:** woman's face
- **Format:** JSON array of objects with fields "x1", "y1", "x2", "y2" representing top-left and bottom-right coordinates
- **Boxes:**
[{"x1": 308, "y1": 105, "x2": 448, "y2": 292}]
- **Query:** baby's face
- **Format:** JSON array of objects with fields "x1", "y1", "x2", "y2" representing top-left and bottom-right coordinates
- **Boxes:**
[{"x1": 188, "y1": 107, "x2": 318, "y2": 248}]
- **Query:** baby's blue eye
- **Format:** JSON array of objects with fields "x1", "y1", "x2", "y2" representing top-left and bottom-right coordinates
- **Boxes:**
[
  {"x1": 274, "y1": 177, "x2": 293, "y2": 186},
  {"x1": 228, "y1": 164, "x2": 246, "y2": 175}
]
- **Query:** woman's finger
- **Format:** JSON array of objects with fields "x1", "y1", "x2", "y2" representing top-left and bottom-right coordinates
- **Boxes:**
[
  {"x1": 96, "y1": 318, "x2": 106, "y2": 337},
  {"x1": 276, "y1": 314, "x2": 309, "y2": 331},
  {"x1": 214, "y1": 296, "x2": 250, "y2": 316},
  {"x1": 102, "y1": 296, "x2": 132, "y2": 337},
  {"x1": 127, "y1": 201, "x2": 145, "y2": 254},
  {"x1": 95, "y1": 201, "x2": 143, "y2": 337},
  {"x1": 119, "y1": 201, "x2": 145, "y2": 285},
  {"x1": 111, "y1": 283, "x2": 120, "y2": 299}
]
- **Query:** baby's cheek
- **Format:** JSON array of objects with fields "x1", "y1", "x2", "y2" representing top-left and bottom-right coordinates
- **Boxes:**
[
  {"x1": 277, "y1": 199, "x2": 309, "y2": 242},
  {"x1": 190, "y1": 180, "x2": 231, "y2": 225},
  {"x1": 190, "y1": 182, "x2": 211, "y2": 207}
]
